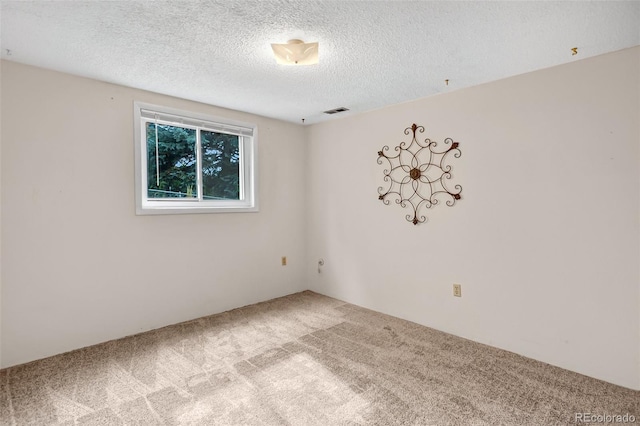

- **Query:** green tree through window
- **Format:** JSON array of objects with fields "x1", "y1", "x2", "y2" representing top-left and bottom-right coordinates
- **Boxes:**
[
  {"x1": 146, "y1": 124, "x2": 240, "y2": 200},
  {"x1": 201, "y1": 130, "x2": 240, "y2": 200},
  {"x1": 135, "y1": 102, "x2": 256, "y2": 215}
]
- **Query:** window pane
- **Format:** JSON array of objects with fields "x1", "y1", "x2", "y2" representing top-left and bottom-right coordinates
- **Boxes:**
[
  {"x1": 146, "y1": 123, "x2": 197, "y2": 199},
  {"x1": 201, "y1": 130, "x2": 240, "y2": 200}
]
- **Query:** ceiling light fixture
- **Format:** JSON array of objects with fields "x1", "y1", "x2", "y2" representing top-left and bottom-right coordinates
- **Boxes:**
[{"x1": 271, "y1": 39, "x2": 318, "y2": 65}]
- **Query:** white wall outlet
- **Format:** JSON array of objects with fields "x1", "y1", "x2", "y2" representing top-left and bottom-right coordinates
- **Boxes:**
[{"x1": 453, "y1": 284, "x2": 462, "y2": 297}]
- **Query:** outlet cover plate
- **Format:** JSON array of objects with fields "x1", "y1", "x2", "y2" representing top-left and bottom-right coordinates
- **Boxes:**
[{"x1": 453, "y1": 284, "x2": 462, "y2": 297}]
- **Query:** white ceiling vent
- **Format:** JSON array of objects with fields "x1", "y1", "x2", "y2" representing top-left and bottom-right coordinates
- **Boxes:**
[{"x1": 323, "y1": 107, "x2": 350, "y2": 115}]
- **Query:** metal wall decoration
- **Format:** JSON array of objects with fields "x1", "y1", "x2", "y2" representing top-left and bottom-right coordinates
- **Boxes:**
[{"x1": 377, "y1": 123, "x2": 462, "y2": 225}]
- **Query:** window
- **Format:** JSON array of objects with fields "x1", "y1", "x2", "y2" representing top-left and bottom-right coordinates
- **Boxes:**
[{"x1": 134, "y1": 102, "x2": 258, "y2": 215}]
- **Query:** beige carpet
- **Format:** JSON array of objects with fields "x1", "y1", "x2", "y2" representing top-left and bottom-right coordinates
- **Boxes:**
[{"x1": 0, "y1": 291, "x2": 637, "y2": 425}]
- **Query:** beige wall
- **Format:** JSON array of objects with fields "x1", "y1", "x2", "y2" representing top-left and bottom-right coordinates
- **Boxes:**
[
  {"x1": 0, "y1": 56, "x2": 3, "y2": 367},
  {"x1": 306, "y1": 47, "x2": 640, "y2": 390},
  {"x1": 0, "y1": 61, "x2": 308, "y2": 367},
  {"x1": 2, "y1": 47, "x2": 639, "y2": 390}
]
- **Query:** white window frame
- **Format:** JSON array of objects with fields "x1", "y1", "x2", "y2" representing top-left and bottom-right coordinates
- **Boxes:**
[{"x1": 134, "y1": 101, "x2": 258, "y2": 215}]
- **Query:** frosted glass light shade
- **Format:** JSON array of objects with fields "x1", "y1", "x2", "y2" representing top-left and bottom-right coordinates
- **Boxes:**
[{"x1": 271, "y1": 39, "x2": 318, "y2": 65}]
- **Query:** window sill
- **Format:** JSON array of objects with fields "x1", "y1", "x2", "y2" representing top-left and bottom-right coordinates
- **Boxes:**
[{"x1": 136, "y1": 202, "x2": 259, "y2": 215}]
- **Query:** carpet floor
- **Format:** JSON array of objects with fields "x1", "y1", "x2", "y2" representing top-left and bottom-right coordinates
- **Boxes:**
[{"x1": 0, "y1": 290, "x2": 637, "y2": 425}]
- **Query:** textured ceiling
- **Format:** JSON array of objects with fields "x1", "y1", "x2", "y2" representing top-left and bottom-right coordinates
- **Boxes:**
[{"x1": 1, "y1": 1, "x2": 639, "y2": 125}]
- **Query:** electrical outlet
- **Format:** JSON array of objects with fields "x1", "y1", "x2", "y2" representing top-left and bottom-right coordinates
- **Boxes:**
[
  {"x1": 281, "y1": 256, "x2": 287, "y2": 266},
  {"x1": 453, "y1": 284, "x2": 462, "y2": 297}
]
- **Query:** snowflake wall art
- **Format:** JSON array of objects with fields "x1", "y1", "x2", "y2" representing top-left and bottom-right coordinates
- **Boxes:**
[{"x1": 377, "y1": 123, "x2": 462, "y2": 225}]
